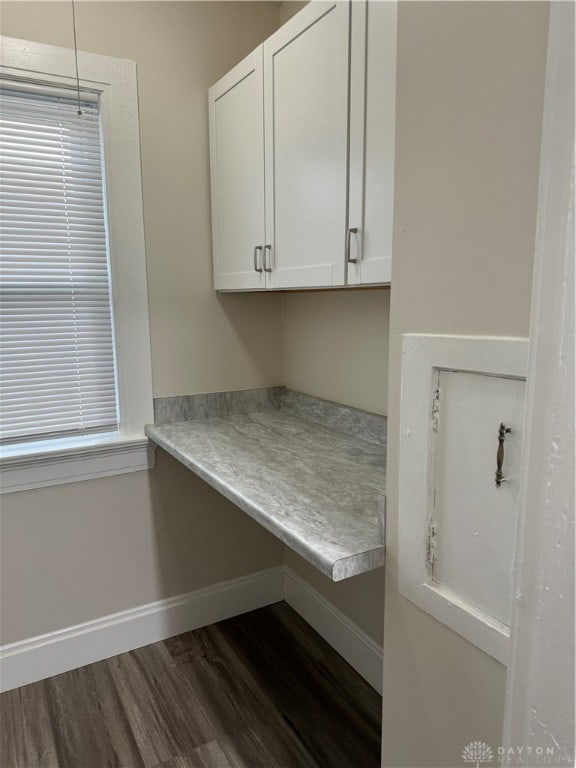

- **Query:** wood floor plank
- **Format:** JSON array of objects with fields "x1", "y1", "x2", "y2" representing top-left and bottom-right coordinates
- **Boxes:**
[
  {"x1": 166, "y1": 623, "x2": 321, "y2": 768},
  {"x1": 0, "y1": 602, "x2": 381, "y2": 768},
  {"x1": 130, "y1": 641, "x2": 215, "y2": 750},
  {"x1": 212, "y1": 603, "x2": 382, "y2": 768},
  {"x1": 104, "y1": 641, "x2": 213, "y2": 767},
  {"x1": 0, "y1": 689, "x2": 29, "y2": 768},
  {"x1": 43, "y1": 665, "x2": 118, "y2": 768},
  {"x1": 151, "y1": 759, "x2": 199, "y2": 768},
  {"x1": 152, "y1": 741, "x2": 234, "y2": 768},
  {"x1": 21, "y1": 683, "x2": 62, "y2": 768},
  {"x1": 88, "y1": 656, "x2": 147, "y2": 768},
  {"x1": 191, "y1": 741, "x2": 234, "y2": 768},
  {"x1": 0, "y1": 679, "x2": 62, "y2": 768}
]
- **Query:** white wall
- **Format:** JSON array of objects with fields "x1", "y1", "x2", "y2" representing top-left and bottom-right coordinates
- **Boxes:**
[
  {"x1": 504, "y1": 3, "x2": 575, "y2": 762},
  {"x1": 382, "y1": 3, "x2": 550, "y2": 766}
]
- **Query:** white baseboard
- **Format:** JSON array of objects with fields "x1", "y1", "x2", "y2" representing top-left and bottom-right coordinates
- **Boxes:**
[
  {"x1": 0, "y1": 565, "x2": 383, "y2": 695},
  {"x1": 0, "y1": 566, "x2": 284, "y2": 693},
  {"x1": 284, "y1": 567, "x2": 383, "y2": 694}
]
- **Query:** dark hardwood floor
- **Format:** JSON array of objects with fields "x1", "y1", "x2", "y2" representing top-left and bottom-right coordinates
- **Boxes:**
[{"x1": 0, "y1": 602, "x2": 382, "y2": 768}]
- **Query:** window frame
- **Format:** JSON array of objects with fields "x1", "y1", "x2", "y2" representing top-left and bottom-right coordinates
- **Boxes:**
[{"x1": 0, "y1": 36, "x2": 154, "y2": 493}]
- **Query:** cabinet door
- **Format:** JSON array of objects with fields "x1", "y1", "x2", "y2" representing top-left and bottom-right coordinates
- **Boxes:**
[
  {"x1": 347, "y1": 0, "x2": 396, "y2": 285},
  {"x1": 433, "y1": 371, "x2": 525, "y2": 627},
  {"x1": 209, "y1": 48, "x2": 266, "y2": 291},
  {"x1": 263, "y1": 2, "x2": 349, "y2": 290}
]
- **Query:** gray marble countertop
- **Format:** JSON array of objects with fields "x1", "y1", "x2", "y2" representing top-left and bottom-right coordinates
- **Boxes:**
[{"x1": 145, "y1": 403, "x2": 386, "y2": 581}]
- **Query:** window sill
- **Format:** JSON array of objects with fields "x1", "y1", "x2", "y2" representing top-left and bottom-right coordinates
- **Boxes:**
[{"x1": 0, "y1": 435, "x2": 155, "y2": 494}]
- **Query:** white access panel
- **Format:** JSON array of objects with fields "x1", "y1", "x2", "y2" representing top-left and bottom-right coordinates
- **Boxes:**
[
  {"x1": 209, "y1": 48, "x2": 266, "y2": 291},
  {"x1": 433, "y1": 371, "x2": 525, "y2": 626},
  {"x1": 398, "y1": 334, "x2": 529, "y2": 664},
  {"x1": 264, "y1": 1, "x2": 349, "y2": 289}
]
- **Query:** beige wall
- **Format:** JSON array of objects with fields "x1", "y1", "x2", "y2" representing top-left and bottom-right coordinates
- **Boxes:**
[
  {"x1": 285, "y1": 550, "x2": 385, "y2": 644},
  {"x1": 279, "y1": 0, "x2": 308, "y2": 25},
  {"x1": 276, "y1": 0, "x2": 386, "y2": 643},
  {"x1": 0, "y1": 0, "x2": 388, "y2": 648},
  {"x1": 0, "y1": 1, "x2": 286, "y2": 645},
  {"x1": 280, "y1": 287, "x2": 389, "y2": 643},
  {"x1": 0, "y1": 11, "x2": 547, "y2": 748},
  {"x1": 382, "y1": 3, "x2": 549, "y2": 766},
  {"x1": 1, "y1": 452, "x2": 283, "y2": 643},
  {"x1": 281, "y1": 289, "x2": 390, "y2": 415},
  {"x1": 0, "y1": 0, "x2": 284, "y2": 398}
]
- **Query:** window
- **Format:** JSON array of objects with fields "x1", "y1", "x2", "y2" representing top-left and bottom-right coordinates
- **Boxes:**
[
  {"x1": 0, "y1": 38, "x2": 153, "y2": 492},
  {"x1": 0, "y1": 87, "x2": 119, "y2": 445}
]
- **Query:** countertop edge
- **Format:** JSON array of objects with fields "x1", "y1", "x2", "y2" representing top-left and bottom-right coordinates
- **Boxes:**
[
  {"x1": 332, "y1": 548, "x2": 386, "y2": 581},
  {"x1": 145, "y1": 411, "x2": 386, "y2": 582},
  {"x1": 145, "y1": 423, "x2": 339, "y2": 580}
]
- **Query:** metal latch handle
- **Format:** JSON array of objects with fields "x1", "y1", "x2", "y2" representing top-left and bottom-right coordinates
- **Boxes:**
[{"x1": 495, "y1": 422, "x2": 512, "y2": 487}]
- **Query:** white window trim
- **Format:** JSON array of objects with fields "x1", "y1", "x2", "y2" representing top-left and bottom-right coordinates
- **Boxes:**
[{"x1": 0, "y1": 36, "x2": 154, "y2": 493}]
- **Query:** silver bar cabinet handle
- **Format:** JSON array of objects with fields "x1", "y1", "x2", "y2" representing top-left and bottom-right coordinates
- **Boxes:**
[
  {"x1": 263, "y1": 244, "x2": 272, "y2": 273},
  {"x1": 253, "y1": 245, "x2": 263, "y2": 273},
  {"x1": 347, "y1": 227, "x2": 359, "y2": 263}
]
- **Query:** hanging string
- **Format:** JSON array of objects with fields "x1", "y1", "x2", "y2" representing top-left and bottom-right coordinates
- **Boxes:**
[{"x1": 71, "y1": 0, "x2": 82, "y2": 116}]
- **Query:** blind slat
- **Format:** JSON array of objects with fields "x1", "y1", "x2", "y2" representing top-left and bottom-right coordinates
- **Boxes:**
[{"x1": 0, "y1": 87, "x2": 118, "y2": 444}]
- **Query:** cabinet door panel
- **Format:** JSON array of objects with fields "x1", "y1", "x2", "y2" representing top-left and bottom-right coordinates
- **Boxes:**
[
  {"x1": 209, "y1": 49, "x2": 265, "y2": 291},
  {"x1": 348, "y1": 0, "x2": 396, "y2": 286},
  {"x1": 264, "y1": 2, "x2": 349, "y2": 289},
  {"x1": 434, "y1": 371, "x2": 525, "y2": 626}
]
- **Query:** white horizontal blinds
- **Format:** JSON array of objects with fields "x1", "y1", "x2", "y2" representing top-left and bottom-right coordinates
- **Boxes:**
[{"x1": 0, "y1": 87, "x2": 119, "y2": 444}]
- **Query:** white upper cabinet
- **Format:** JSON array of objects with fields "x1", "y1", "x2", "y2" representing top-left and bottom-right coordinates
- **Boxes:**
[
  {"x1": 208, "y1": 1, "x2": 397, "y2": 291},
  {"x1": 209, "y1": 48, "x2": 266, "y2": 291},
  {"x1": 347, "y1": 0, "x2": 397, "y2": 286},
  {"x1": 263, "y1": 2, "x2": 350, "y2": 289}
]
